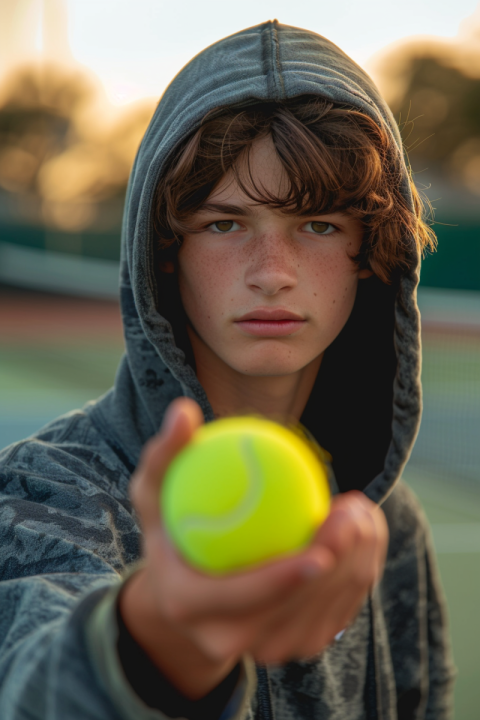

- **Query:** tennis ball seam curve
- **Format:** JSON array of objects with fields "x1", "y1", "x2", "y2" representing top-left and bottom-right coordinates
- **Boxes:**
[{"x1": 176, "y1": 435, "x2": 265, "y2": 537}]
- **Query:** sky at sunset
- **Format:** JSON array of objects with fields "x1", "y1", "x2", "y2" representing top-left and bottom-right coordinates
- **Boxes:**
[{"x1": 0, "y1": 0, "x2": 479, "y2": 104}]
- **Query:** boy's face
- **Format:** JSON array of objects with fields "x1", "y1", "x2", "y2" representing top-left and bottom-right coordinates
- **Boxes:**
[{"x1": 176, "y1": 136, "x2": 370, "y2": 379}]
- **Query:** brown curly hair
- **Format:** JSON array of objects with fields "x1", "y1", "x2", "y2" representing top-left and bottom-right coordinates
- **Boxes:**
[{"x1": 153, "y1": 95, "x2": 435, "y2": 284}]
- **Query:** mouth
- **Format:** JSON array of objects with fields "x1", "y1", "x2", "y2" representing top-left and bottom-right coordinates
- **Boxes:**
[{"x1": 234, "y1": 308, "x2": 306, "y2": 337}]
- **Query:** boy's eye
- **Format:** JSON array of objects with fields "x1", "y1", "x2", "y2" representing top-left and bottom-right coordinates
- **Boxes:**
[
  {"x1": 208, "y1": 219, "x2": 337, "y2": 235},
  {"x1": 210, "y1": 220, "x2": 240, "y2": 233},
  {"x1": 305, "y1": 221, "x2": 336, "y2": 235}
]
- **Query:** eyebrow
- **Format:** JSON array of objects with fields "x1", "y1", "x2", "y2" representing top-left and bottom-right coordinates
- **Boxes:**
[
  {"x1": 196, "y1": 201, "x2": 352, "y2": 220},
  {"x1": 196, "y1": 202, "x2": 249, "y2": 216}
]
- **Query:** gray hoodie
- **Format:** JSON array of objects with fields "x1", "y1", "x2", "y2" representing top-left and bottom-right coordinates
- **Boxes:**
[{"x1": 0, "y1": 20, "x2": 455, "y2": 720}]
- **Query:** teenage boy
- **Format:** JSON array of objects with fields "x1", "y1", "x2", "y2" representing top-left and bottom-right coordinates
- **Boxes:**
[{"x1": 0, "y1": 20, "x2": 454, "y2": 720}]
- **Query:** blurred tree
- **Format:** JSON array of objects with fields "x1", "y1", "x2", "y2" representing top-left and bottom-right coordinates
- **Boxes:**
[
  {"x1": 0, "y1": 65, "x2": 155, "y2": 232},
  {"x1": 393, "y1": 57, "x2": 480, "y2": 182},
  {"x1": 375, "y1": 44, "x2": 480, "y2": 198},
  {"x1": 0, "y1": 66, "x2": 86, "y2": 196},
  {"x1": 372, "y1": 37, "x2": 480, "y2": 290}
]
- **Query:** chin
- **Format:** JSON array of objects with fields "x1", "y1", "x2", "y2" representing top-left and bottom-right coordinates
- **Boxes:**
[{"x1": 231, "y1": 355, "x2": 308, "y2": 377}]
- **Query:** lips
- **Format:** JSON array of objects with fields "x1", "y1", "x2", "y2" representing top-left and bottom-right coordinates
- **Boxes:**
[
  {"x1": 234, "y1": 309, "x2": 306, "y2": 337},
  {"x1": 235, "y1": 308, "x2": 304, "y2": 322}
]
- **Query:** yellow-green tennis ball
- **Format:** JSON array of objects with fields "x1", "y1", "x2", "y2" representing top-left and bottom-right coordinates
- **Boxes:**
[{"x1": 160, "y1": 416, "x2": 331, "y2": 575}]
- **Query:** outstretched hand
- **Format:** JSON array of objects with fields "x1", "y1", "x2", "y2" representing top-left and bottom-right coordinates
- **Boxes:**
[{"x1": 120, "y1": 397, "x2": 389, "y2": 698}]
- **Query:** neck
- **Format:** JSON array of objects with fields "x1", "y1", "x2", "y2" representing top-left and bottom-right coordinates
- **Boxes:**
[{"x1": 187, "y1": 327, "x2": 322, "y2": 424}]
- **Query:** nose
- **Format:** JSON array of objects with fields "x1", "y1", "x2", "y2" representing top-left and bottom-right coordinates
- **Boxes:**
[{"x1": 244, "y1": 232, "x2": 298, "y2": 296}]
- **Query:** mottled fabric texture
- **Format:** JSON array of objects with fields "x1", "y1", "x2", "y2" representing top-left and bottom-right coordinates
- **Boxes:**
[{"x1": 0, "y1": 20, "x2": 455, "y2": 719}]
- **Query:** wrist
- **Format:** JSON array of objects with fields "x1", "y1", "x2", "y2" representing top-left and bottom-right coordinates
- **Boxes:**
[{"x1": 119, "y1": 567, "x2": 237, "y2": 699}]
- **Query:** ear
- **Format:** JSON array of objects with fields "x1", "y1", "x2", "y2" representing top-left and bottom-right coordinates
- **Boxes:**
[
  {"x1": 159, "y1": 261, "x2": 175, "y2": 274},
  {"x1": 358, "y1": 268, "x2": 374, "y2": 279}
]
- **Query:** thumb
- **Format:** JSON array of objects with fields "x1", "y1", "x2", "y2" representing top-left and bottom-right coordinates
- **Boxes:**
[{"x1": 130, "y1": 397, "x2": 204, "y2": 532}]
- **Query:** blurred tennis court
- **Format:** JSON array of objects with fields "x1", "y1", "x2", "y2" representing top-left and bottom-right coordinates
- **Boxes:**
[{"x1": 1, "y1": 285, "x2": 479, "y2": 717}]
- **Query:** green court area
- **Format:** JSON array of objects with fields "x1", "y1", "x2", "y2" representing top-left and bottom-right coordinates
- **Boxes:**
[
  {"x1": 1, "y1": 290, "x2": 479, "y2": 717},
  {"x1": 403, "y1": 317, "x2": 480, "y2": 718},
  {"x1": 403, "y1": 467, "x2": 480, "y2": 718},
  {"x1": 0, "y1": 342, "x2": 125, "y2": 447}
]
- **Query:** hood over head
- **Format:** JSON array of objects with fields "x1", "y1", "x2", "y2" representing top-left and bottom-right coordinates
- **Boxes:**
[{"x1": 90, "y1": 20, "x2": 422, "y2": 505}]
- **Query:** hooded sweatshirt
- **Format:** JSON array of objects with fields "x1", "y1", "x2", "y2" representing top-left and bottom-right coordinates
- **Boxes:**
[{"x1": 0, "y1": 20, "x2": 455, "y2": 720}]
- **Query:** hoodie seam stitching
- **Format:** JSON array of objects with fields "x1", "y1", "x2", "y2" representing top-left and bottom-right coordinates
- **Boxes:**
[{"x1": 269, "y1": 21, "x2": 285, "y2": 99}]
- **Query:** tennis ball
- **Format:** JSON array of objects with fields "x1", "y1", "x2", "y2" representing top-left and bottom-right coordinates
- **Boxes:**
[{"x1": 160, "y1": 416, "x2": 331, "y2": 575}]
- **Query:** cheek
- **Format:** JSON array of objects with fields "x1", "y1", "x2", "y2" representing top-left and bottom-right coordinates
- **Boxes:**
[
  {"x1": 178, "y1": 246, "x2": 239, "y2": 326},
  {"x1": 307, "y1": 248, "x2": 360, "y2": 334},
  {"x1": 309, "y1": 246, "x2": 358, "y2": 293}
]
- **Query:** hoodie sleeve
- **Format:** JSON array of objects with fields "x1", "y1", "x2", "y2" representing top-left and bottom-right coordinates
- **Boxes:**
[
  {"x1": 423, "y1": 526, "x2": 456, "y2": 719},
  {"x1": 0, "y1": 419, "x2": 256, "y2": 720},
  {"x1": 380, "y1": 480, "x2": 456, "y2": 720}
]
